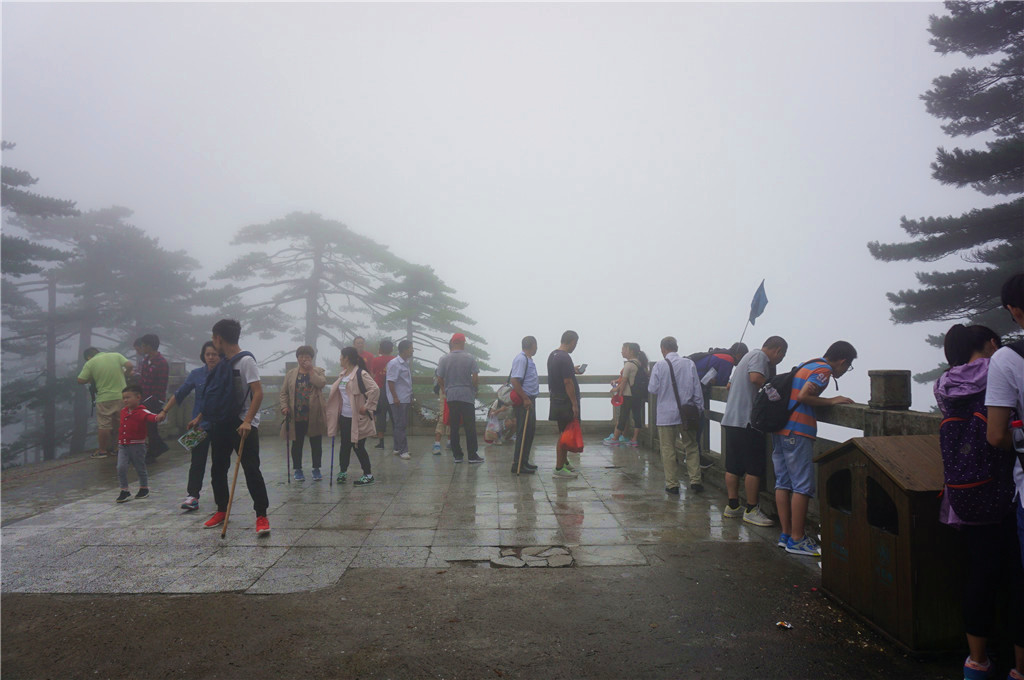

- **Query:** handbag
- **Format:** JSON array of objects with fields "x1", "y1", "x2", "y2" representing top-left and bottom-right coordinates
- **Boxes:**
[{"x1": 667, "y1": 357, "x2": 701, "y2": 431}]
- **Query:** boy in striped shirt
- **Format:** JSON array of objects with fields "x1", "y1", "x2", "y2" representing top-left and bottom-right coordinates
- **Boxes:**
[{"x1": 774, "y1": 341, "x2": 856, "y2": 557}]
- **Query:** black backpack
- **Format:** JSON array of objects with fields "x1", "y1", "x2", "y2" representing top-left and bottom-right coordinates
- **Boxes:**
[
  {"x1": 630, "y1": 360, "x2": 649, "y2": 402},
  {"x1": 202, "y1": 351, "x2": 255, "y2": 427},
  {"x1": 750, "y1": 358, "x2": 821, "y2": 433}
]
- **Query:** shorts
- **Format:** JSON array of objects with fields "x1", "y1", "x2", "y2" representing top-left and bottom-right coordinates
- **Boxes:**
[
  {"x1": 549, "y1": 397, "x2": 575, "y2": 432},
  {"x1": 724, "y1": 425, "x2": 767, "y2": 478},
  {"x1": 771, "y1": 433, "x2": 816, "y2": 497},
  {"x1": 96, "y1": 399, "x2": 121, "y2": 430}
]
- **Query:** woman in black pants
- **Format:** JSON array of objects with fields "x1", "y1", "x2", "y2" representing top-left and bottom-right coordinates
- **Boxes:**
[
  {"x1": 160, "y1": 341, "x2": 218, "y2": 512},
  {"x1": 326, "y1": 347, "x2": 380, "y2": 486}
]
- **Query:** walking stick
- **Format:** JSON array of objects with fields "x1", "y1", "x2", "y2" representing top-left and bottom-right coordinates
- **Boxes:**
[
  {"x1": 515, "y1": 401, "x2": 529, "y2": 475},
  {"x1": 329, "y1": 436, "x2": 335, "y2": 487},
  {"x1": 221, "y1": 429, "x2": 250, "y2": 539},
  {"x1": 285, "y1": 415, "x2": 291, "y2": 484}
]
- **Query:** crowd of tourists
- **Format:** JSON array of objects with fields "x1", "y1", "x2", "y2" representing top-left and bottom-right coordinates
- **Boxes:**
[{"x1": 75, "y1": 274, "x2": 1024, "y2": 680}]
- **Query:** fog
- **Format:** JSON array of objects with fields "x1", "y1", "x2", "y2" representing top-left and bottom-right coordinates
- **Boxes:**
[{"x1": 3, "y1": 1, "x2": 982, "y2": 416}]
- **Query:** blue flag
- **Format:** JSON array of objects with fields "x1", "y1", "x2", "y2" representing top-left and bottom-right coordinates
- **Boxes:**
[{"x1": 749, "y1": 279, "x2": 768, "y2": 325}]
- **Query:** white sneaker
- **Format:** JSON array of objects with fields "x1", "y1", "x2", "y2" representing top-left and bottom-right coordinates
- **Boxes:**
[
  {"x1": 398, "y1": 452, "x2": 411, "y2": 460},
  {"x1": 392, "y1": 450, "x2": 401, "y2": 456},
  {"x1": 552, "y1": 467, "x2": 577, "y2": 478},
  {"x1": 742, "y1": 506, "x2": 774, "y2": 527}
]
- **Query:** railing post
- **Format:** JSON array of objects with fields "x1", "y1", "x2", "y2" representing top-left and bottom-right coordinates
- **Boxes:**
[{"x1": 865, "y1": 370, "x2": 913, "y2": 436}]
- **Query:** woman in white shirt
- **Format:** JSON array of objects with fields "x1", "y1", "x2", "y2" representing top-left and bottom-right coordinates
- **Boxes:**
[{"x1": 326, "y1": 347, "x2": 380, "y2": 486}]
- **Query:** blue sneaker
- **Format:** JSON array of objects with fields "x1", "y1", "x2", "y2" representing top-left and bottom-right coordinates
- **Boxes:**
[
  {"x1": 602, "y1": 434, "x2": 618, "y2": 446},
  {"x1": 785, "y1": 535, "x2": 821, "y2": 557},
  {"x1": 293, "y1": 469, "x2": 305, "y2": 482},
  {"x1": 311, "y1": 468, "x2": 322, "y2": 482},
  {"x1": 618, "y1": 435, "x2": 629, "y2": 444},
  {"x1": 777, "y1": 533, "x2": 790, "y2": 548},
  {"x1": 962, "y1": 656, "x2": 992, "y2": 680},
  {"x1": 337, "y1": 471, "x2": 347, "y2": 483},
  {"x1": 432, "y1": 442, "x2": 442, "y2": 455}
]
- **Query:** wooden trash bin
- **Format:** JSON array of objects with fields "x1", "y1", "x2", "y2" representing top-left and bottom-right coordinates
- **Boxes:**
[{"x1": 815, "y1": 435, "x2": 964, "y2": 652}]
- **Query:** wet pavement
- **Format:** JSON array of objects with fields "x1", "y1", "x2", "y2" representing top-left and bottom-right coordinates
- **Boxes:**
[{"x1": 2, "y1": 435, "x2": 800, "y2": 594}]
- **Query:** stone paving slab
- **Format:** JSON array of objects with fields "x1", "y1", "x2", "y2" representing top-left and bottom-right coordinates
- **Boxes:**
[{"x1": 1, "y1": 435, "x2": 792, "y2": 594}]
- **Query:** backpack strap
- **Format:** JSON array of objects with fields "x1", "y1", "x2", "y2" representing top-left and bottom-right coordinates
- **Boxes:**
[{"x1": 1008, "y1": 339, "x2": 1024, "y2": 360}]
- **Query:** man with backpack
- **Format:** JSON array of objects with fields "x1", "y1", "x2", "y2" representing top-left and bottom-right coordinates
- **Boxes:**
[
  {"x1": 720, "y1": 336, "x2": 788, "y2": 527},
  {"x1": 689, "y1": 342, "x2": 749, "y2": 387},
  {"x1": 771, "y1": 341, "x2": 856, "y2": 557},
  {"x1": 647, "y1": 336, "x2": 704, "y2": 494},
  {"x1": 199, "y1": 319, "x2": 271, "y2": 535}
]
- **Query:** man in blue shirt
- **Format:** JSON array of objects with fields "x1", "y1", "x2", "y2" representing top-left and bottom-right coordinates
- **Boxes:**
[
  {"x1": 386, "y1": 340, "x2": 414, "y2": 459},
  {"x1": 510, "y1": 335, "x2": 540, "y2": 474}
]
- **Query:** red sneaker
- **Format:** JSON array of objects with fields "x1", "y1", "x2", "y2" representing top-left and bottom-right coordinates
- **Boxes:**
[
  {"x1": 204, "y1": 511, "x2": 226, "y2": 528},
  {"x1": 255, "y1": 516, "x2": 270, "y2": 535}
]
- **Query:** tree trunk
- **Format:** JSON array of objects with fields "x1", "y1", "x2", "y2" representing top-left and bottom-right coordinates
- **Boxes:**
[
  {"x1": 70, "y1": 320, "x2": 92, "y2": 455},
  {"x1": 306, "y1": 245, "x2": 323, "y2": 353},
  {"x1": 42, "y1": 275, "x2": 57, "y2": 461}
]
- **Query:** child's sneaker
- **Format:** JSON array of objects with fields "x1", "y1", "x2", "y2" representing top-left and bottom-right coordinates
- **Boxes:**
[
  {"x1": 337, "y1": 471, "x2": 347, "y2": 483},
  {"x1": 181, "y1": 496, "x2": 199, "y2": 511},
  {"x1": 255, "y1": 515, "x2": 270, "y2": 535},
  {"x1": 311, "y1": 468, "x2": 322, "y2": 481},
  {"x1": 354, "y1": 474, "x2": 375, "y2": 486},
  {"x1": 432, "y1": 442, "x2": 442, "y2": 455},
  {"x1": 785, "y1": 535, "x2": 821, "y2": 557},
  {"x1": 135, "y1": 488, "x2": 150, "y2": 500},
  {"x1": 116, "y1": 490, "x2": 132, "y2": 503},
  {"x1": 204, "y1": 511, "x2": 226, "y2": 528},
  {"x1": 962, "y1": 656, "x2": 992, "y2": 680},
  {"x1": 777, "y1": 533, "x2": 790, "y2": 548},
  {"x1": 293, "y1": 469, "x2": 305, "y2": 481},
  {"x1": 602, "y1": 434, "x2": 618, "y2": 446}
]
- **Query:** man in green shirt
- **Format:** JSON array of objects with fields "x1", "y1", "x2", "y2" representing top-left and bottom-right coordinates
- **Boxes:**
[{"x1": 77, "y1": 347, "x2": 134, "y2": 458}]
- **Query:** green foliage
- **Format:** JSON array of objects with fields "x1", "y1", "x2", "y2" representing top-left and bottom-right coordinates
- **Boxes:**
[{"x1": 867, "y1": 1, "x2": 1024, "y2": 378}]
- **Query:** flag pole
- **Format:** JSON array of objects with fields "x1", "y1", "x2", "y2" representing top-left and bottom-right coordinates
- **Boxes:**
[{"x1": 739, "y1": 319, "x2": 751, "y2": 344}]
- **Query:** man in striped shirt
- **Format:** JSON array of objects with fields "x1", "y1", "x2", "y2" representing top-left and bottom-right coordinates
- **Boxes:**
[{"x1": 773, "y1": 341, "x2": 856, "y2": 557}]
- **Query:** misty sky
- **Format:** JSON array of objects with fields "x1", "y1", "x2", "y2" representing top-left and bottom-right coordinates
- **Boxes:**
[{"x1": 2, "y1": 2, "x2": 988, "y2": 414}]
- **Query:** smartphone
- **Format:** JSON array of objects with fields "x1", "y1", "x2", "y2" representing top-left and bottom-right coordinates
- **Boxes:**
[{"x1": 577, "y1": 363, "x2": 588, "y2": 374}]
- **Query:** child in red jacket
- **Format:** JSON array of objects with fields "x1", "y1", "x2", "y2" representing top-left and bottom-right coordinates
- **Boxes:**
[{"x1": 116, "y1": 385, "x2": 164, "y2": 502}]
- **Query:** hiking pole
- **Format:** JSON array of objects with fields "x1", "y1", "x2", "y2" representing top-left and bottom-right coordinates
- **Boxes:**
[
  {"x1": 221, "y1": 429, "x2": 250, "y2": 539},
  {"x1": 515, "y1": 402, "x2": 529, "y2": 475},
  {"x1": 285, "y1": 415, "x2": 291, "y2": 485},
  {"x1": 329, "y1": 436, "x2": 335, "y2": 487}
]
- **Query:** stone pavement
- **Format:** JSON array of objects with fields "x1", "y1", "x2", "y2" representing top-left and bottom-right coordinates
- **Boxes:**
[{"x1": 1, "y1": 435, "x2": 788, "y2": 595}]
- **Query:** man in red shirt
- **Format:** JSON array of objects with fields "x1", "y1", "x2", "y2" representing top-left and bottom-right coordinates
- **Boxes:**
[
  {"x1": 134, "y1": 333, "x2": 170, "y2": 460},
  {"x1": 353, "y1": 336, "x2": 375, "y2": 368},
  {"x1": 369, "y1": 339, "x2": 394, "y2": 449}
]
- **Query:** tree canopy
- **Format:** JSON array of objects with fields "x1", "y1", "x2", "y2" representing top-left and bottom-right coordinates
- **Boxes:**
[{"x1": 867, "y1": 0, "x2": 1024, "y2": 381}]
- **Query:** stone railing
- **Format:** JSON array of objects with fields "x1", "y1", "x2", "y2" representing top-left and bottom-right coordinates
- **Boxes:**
[{"x1": 645, "y1": 369, "x2": 941, "y2": 516}]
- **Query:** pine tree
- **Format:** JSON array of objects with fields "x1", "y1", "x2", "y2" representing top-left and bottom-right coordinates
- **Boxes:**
[
  {"x1": 375, "y1": 263, "x2": 493, "y2": 371},
  {"x1": 867, "y1": 1, "x2": 1023, "y2": 381},
  {"x1": 215, "y1": 212, "x2": 407, "y2": 358}
]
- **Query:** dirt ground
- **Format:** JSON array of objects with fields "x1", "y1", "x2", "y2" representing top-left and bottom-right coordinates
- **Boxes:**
[{"x1": 2, "y1": 541, "x2": 959, "y2": 680}]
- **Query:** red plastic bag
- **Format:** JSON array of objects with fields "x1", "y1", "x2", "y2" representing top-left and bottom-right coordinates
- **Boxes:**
[
  {"x1": 559, "y1": 420, "x2": 584, "y2": 453},
  {"x1": 442, "y1": 400, "x2": 450, "y2": 426}
]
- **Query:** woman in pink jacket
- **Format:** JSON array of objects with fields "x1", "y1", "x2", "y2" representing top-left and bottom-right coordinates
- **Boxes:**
[{"x1": 326, "y1": 346, "x2": 380, "y2": 486}]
